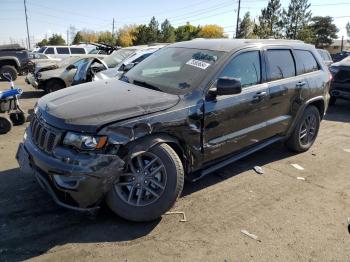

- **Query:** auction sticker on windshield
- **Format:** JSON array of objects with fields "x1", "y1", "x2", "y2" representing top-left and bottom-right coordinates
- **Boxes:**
[{"x1": 186, "y1": 59, "x2": 211, "y2": 70}]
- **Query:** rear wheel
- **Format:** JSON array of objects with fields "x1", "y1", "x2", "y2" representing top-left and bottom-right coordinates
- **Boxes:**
[
  {"x1": 286, "y1": 105, "x2": 320, "y2": 152},
  {"x1": 10, "y1": 112, "x2": 26, "y2": 125},
  {"x1": 0, "y1": 116, "x2": 12, "y2": 134},
  {"x1": 45, "y1": 79, "x2": 65, "y2": 93},
  {"x1": 0, "y1": 65, "x2": 18, "y2": 81},
  {"x1": 106, "y1": 143, "x2": 184, "y2": 222}
]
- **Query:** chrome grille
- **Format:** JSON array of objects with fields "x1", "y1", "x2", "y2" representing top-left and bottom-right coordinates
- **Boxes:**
[{"x1": 30, "y1": 117, "x2": 61, "y2": 153}]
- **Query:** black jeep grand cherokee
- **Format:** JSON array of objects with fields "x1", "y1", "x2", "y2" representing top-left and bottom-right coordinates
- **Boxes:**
[{"x1": 17, "y1": 39, "x2": 330, "y2": 222}]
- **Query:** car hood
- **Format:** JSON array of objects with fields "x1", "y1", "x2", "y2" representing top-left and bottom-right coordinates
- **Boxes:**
[
  {"x1": 37, "y1": 78, "x2": 180, "y2": 132},
  {"x1": 39, "y1": 67, "x2": 66, "y2": 79}
]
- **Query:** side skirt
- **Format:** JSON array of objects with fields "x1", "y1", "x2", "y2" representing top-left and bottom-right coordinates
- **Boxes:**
[{"x1": 190, "y1": 136, "x2": 284, "y2": 182}]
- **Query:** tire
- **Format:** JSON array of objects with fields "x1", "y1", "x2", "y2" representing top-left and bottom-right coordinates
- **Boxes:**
[
  {"x1": 286, "y1": 105, "x2": 320, "y2": 153},
  {"x1": 45, "y1": 79, "x2": 65, "y2": 93},
  {"x1": 0, "y1": 65, "x2": 18, "y2": 81},
  {"x1": 10, "y1": 112, "x2": 26, "y2": 126},
  {"x1": 106, "y1": 143, "x2": 184, "y2": 222},
  {"x1": 329, "y1": 96, "x2": 336, "y2": 106},
  {"x1": 0, "y1": 116, "x2": 13, "y2": 134}
]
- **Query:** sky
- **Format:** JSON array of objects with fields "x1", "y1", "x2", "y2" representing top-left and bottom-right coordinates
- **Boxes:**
[{"x1": 0, "y1": 0, "x2": 349, "y2": 48}]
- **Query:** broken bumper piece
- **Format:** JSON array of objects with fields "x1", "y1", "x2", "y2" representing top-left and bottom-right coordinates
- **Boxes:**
[{"x1": 16, "y1": 129, "x2": 124, "y2": 212}]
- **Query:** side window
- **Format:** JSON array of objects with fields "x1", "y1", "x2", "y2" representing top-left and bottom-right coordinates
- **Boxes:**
[
  {"x1": 56, "y1": 47, "x2": 70, "y2": 54},
  {"x1": 45, "y1": 47, "x2": 55, "y2": 54},
  {"x1": 266, "y1": 49, "x2": 295, "y2": 81},
  {"x1": 70, "y1": 48, "x2": 86, "y2": 54},
  {"x1": 294, "y1": 50, "x2": 319, "y2": 75},
  {"x1": 219, "y1": 51, "x2": 261, "y2": 88}
]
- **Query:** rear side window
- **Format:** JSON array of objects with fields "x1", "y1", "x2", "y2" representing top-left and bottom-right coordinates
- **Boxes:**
[
  {"x1": 294, "y1": 50, "x2": 319, "y2": 75},
  {"x1": 266, "y1": 50, "x2": 295, "y2": 81},
  {"x1": 57, "y1": 47, "x2": 70, "y2": 54},
  {"x1": 70, "y1": 48, "x2": 85, "y2": 54},
  {"x1": 45, "y1": 47, "x2": 55, "y2": 54},
  {"x1": 219, "y1": 51, "x2": 261, "y2": 88}
]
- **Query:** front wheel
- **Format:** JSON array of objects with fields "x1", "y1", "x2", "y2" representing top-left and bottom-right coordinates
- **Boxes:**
[
  {"x1": 106, "y1": 143, "x2": 184, "y2": 222},
  {"x1": 286, "y1": 105, "x2": 320, "y2": 152}
]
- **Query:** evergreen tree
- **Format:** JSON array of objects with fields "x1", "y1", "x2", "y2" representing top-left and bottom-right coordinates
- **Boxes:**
[
  {"x1": 309, "y1": 16, "x2": 338, "y2": 48},
  {"x1": 147, "y1": 16, "x2": 160, "y2": 43},
  {"x1": 283, "y1": 0, "x2": 312, "y2": 39},
  {"x1": 256, "y1": 0, "x2": 283, "y2": 39},
  {"x1": 175, "y1": 23, "x2": 201, "y2": 41},
  {"x1": 160, "y1": 19, "x2": 176, "y2": 43},
  {"x1": 48, "y1": 34, "x2": 66, "y2": 45},
  {"x1": 72, "y1": 32, "x2": 83, "y2": 45},
  {"x1": 236, "y1": 12, "x2": 256, "y2": 39}
]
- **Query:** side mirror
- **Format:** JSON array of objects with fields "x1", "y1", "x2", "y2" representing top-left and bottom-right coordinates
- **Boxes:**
[
  {"x1": 215, "y1": 77, "x2": 242, "y2": 96},
  {"x1": 123, "y1": 63, "x2": 136, "y2": 72},
  {"x1": 66, "y1": 64, "x2": 76, "y2": 71}
]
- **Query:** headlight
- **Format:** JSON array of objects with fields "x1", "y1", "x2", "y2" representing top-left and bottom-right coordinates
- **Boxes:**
[{"x1": 63, "y1": 132, "x2": 107, "y2": 150}]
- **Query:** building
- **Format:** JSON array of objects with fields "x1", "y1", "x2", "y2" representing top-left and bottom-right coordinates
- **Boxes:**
[{"x1": 325, "y1": 39, "x2": 350, "y2": 55}]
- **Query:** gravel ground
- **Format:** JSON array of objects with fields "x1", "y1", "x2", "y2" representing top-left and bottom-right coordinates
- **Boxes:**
[{"x1": 1, "y1": 77, "x2": 350, "y2": 262}]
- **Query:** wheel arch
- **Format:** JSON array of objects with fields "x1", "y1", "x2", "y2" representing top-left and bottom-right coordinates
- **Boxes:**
[
  {"x1": 0, "y1": 57, "x2": 20, "y2": 69},
  {"x1": 44, "y1": 77, "x2": 66, "y2": 90},
  {"x1": 124, "y1": 133, "x2": 189, "y2": 174}
]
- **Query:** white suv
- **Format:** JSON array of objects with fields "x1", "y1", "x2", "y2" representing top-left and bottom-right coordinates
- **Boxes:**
[{"x1": 36, "y1": 46, "x2": 87, "y2": 59}]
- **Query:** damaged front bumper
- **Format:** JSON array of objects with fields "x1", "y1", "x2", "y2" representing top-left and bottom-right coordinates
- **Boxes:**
[
  {"x1": 16, "y1": 129, "x2": 124, "y2": 212},
  {"x1": 25, "y1": 73, "x2": 39, "y2": 89}
]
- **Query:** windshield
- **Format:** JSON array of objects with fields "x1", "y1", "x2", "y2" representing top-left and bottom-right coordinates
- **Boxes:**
[
  {"x1": 103, "y1": 49, "x2": 136, "y2": 68},
  {"x1": 124, "y1": 47, "x2": 224, "y2": 94}
]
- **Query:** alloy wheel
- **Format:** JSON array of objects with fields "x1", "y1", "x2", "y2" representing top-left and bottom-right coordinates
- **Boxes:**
[{"x1": 115, "y1": 152, "x2": 167, "y2": 207}]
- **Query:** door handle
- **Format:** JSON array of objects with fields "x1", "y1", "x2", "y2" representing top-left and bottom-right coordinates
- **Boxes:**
[
  {"x1": 296, "y1": 81, "x2": 306, "y2": 87},
  {"x1": 252, "y1": 91, "x2": 267, "y2": 102}
]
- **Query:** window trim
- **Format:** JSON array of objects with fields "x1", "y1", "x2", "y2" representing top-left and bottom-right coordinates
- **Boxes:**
[
  {"x1": 265, "y1": 48, "x2": 296, "y2": 82},
  {"x1": 69, "y1": 47, "x2": 86, "y2": 54},
  {"x1": 293, "y1": 49, "x2": 321, "y2": 76},
  {"x1": 205, "y1": 48, "x2": 265, "y2": 96}
]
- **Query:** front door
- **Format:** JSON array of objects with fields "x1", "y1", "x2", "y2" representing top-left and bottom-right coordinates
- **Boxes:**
[{"x1": 203, "y1": 50, "x2": 272, "y2": 163}]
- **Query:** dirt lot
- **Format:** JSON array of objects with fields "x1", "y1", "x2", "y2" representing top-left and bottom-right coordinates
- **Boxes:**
[{"x1": 1, "y1": 76, "x2": 350, "y2": 262}]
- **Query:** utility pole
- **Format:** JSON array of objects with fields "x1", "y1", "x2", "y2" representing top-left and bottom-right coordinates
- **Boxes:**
[
  {"x1": 235, "y1": 0, "x2": 241, "y2": 38},
  {"x1": 66, "y1": 29, "x2": 69, "y2": 45},
  {"x1": 341, "y1": 35, "x2": 344, "y2": 52},
  {"x1": 112, "y1": 18, "x2": 115, "y2": 36},
  {"x1": 24, "y1": 0, "x2": 31, "y2": 49}
]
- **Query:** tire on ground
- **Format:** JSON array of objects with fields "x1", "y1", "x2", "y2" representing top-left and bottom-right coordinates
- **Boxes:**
[
  {"x1": 0, "y1": 65, "x2": 18, "y2": 81},
  {"x1": 286, "y1": 105, "x2": 320, "y2": 153},
  {"x1": 106, "y1": 143, "x2": 184, "y2": 222},
  {"x1": 0, "y1": 116, "x2": 13, "y2": 134}
]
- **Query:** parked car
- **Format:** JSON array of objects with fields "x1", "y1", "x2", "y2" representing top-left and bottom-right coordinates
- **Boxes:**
[
  {"x1": 73, "y1": 46, "x2": 165, "y2": 85},
  {"x1": 26, "y1": 55, "x2": 106, "y2": 93},
  {"x1": 17, "y1": 39, "x2": 330, "y2": 222},
  {"x1": 36, "y1": 46, "x2": 87, "y2": 59},
  {"x1": 317, "y1": 49, "x2": 333, "y2": 66},
  {"x1": 0, "y1": 44, "x2": 30, "y2": 80},
  {"x1": 329, "y1": 57, "x2": 350, "y2": 105},
  {"x1": 28, "y1": 46, "x2": 153, "y2": 92},
  {"x1": 332, "y1": 51, "x2": 350, "y2": 63}
]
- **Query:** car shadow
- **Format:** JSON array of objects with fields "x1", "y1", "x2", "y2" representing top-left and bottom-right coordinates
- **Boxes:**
[
  {"x1": 324, "y1": 100, "x2": 350, "y2": 123},
  {"x1": 20, "y1": 90, "x2": 45, "y2": 99},
  {"x1": 182, "y1": 141, "x2": 295, "y2": 197},
  {"x1": 0, "y1": 168, "x2": 160, "y2": 261}
]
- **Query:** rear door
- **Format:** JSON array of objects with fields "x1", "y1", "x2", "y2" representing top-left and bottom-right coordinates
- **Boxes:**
[
  {"x1": 203, "y1": 49, "x2": 272, "y2": 162},
  {"x1": 263, "y1": 48, "x2": 304, "y2": 137}
]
